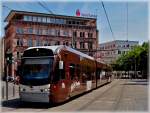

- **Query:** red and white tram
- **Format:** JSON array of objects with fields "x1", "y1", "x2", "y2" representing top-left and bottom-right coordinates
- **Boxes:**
[{"x1": 19, "y1": 45, "x2": 112, "y2": 103}]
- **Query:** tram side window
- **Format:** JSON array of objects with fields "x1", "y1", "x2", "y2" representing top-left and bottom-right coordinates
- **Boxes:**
[
  {"x1": 69, "y1": 64, "x2": 75, "y2": 80},
  {"x1": 96, "y1": 69, "x2": 101, "y2": 79},
  {"x1": 53, "y1": 62, "x2": 65, "y2": 82},
  {"x1": 87, "y1": 66, "x2": 92, "y2": 80},
  {"x1": 76, "y1": 64, "x2": 80, "y2": 79},
  {"x1": 100, "y1": 70, "x2": 106, "y2": 79},
  {"x1": 105, "y1": 71, "x2": 109, "y2": 78}
]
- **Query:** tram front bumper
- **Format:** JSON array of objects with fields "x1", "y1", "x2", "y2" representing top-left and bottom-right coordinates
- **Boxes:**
[
  {"x1": 20, "y1": 92, "x2": 50, "y2": 103},
  {"x1": 19, "y1": 84, "x2": 51, "y2": 103}
]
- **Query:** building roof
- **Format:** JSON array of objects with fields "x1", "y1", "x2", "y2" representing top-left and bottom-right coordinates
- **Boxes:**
[
  {"x1": 5, "y1": 10, "x2": 97, "y2": 22},
  {"x1": 99, "y1": 40, "x2": 139, "y2": 45}
]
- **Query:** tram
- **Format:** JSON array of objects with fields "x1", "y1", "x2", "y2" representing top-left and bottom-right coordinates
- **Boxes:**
[{"x1": 19, "y1": 45, "x2": 112, "y2": 103}]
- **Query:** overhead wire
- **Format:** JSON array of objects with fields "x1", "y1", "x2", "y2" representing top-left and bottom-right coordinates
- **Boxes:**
[
  {"x1": 41, "y1": 0, "x2": 54, "y2": 14},
  {"x1": 2, "y1": 5, "x2": 12, "y2": 10},
  {"x1": 38, "y1": 1, "x2": 53, "y2": 14},
  {"x1": 99, "y1": 1, "x2": 118, "y2": 62},
  {"x1": 101, "y1": 1, "x2": 116, "y2": 41},
  {"x1": 126, "y1": 2, "x2": 128, "y2": 41}
]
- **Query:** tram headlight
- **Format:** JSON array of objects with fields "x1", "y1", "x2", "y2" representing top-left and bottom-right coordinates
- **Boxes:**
[
  {"x1": 44, "y1": 88, "x2": 50, "y2": 92},
  {"x1": 20, "y1": 88, "x2": 26, "y2": 92}
]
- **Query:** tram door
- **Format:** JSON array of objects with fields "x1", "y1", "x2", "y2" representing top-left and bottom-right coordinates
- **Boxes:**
[
  {"x1": 51, "y1": 61, "x2": 70, "y2": 103},
  {"x1": 68, "y1": 63, "x2": 81, "y2": 97}
]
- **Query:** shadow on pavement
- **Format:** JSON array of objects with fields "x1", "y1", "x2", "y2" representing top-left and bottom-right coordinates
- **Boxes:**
[
  {"x1": 1, "y1": 92, "x2": 91, "y2": 109},
  {"x1": 2, "y1": 98, "x2": 20, "y2": 109},
  {"x1": 2, "y1": 98, "x2": 51, "y2": 109},
  {"x1": 2, "y1": 82, "x2": 110, "y2": 110},
  {"x1": 122, "y1": 79, "x2": 148, "y2": 85},
  {"x1": 131, "y1": 79, "x2": 148, "y2": 82}
]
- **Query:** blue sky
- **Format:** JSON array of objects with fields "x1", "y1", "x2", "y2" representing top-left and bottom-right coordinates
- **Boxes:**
[{"x1": 1, "y1": 0, "x2": 148, "y2": 45}]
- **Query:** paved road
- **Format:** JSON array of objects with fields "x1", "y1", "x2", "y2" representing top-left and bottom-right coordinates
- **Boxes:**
[{"x1": 1, "y1": 79, "x2": 148, "y2": 112}]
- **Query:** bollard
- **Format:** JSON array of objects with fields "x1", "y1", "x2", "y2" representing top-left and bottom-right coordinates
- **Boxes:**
[
  {"x1": 6, "y1": 80, "x2": 8, "y2": 100},
  {"x1": 13, "y1": 83, "x2": 15, "y2": 97},
  {"x1": 6, "y1": 65, "x2": 9, "y2": 100},
  {"x1": 2, "y1": 86, "x2": 5, "y2": 99}
]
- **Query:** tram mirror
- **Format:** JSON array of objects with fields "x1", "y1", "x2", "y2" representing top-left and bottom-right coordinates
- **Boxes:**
[{"x1": 59, "y1": 61, "x2": 63, "y2": 69}]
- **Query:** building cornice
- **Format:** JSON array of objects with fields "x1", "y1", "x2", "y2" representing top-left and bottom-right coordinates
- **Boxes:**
[{"x1": 5, "y1": 10, "x2": 97, "y2": 22}]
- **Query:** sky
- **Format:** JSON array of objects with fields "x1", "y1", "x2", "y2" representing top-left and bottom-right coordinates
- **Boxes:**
[{"x1": 0, "y1": 0, "x2": 149, "y2": 45}]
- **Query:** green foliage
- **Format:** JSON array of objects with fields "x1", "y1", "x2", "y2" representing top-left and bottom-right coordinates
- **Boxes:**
[{"x1": 111, "y1": 42, "x2": 148, "y2": 78}]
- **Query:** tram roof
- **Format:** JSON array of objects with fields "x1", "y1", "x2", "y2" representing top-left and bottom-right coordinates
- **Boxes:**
[{"x1": 26, "y1": 45, "x2": 94, "y2": 60}]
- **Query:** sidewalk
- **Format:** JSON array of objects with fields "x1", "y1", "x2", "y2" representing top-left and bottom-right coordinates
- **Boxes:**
[{"x1": 1, "y1": 81, "x2": 19, "y2": 101}]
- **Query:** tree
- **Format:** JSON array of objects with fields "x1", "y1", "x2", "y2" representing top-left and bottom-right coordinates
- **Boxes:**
[{"x1": 111, "y1": 42, "x2": 149, "y2": 79}]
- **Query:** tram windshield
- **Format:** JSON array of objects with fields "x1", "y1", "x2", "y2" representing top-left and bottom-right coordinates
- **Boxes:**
[{"x1": 20, "y1": 58, "x2": 53, "y2": 86}]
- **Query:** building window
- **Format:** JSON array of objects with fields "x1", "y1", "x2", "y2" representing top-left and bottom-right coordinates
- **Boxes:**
[
  {"x1": 113, "y1": 44, "x2": 115, "y2": 47},
  {"x1": 118, "y1": 45, "x2": 121, "y2": 48},
  {"x1": 23, "y1": 15, "x2": 32, "y2": 21},
  {"x1": 17, "y1": 39, "x2": 19, "y2": 46},
  {"x1": 88, "y1": 42, "x2": 93, "y2": 49},
  {"x1": 36, "y1": 38, "x2": 42, "y2": 46},
  {"x1": 80, "y1": 42, "x2": 85, "y2": 49},
  {"x1": 43, "y1": 29, "x2": 48, "y2": 35},
  {"x1": 47, "y1": 17, "x2": 50, "y2": 23},
  {"x1": 37, "y1": 17, "x2": 42, "y2": 22},
  {"x1": 50, "y1": 18, "x2": 55, "y2": 23},
  {"x1": 27, "y1": 28, "x2": 33, "y2": 34},
  {"x1": 118, "y1": 50, "x2": 121, "y2": 54},
  {"x1": 16, "y1": 28, "x2": 24, "y2": 34},
  {"x1": 68, "y1": 21, "x2": 71, "y2": 24},
  {"x1": 73, "y1": 31, "x2": 77, "y2": 37},
  {"x1": 63, "y1": 31, "x2": 69, "y2": 36},
  {"x1": 33, "y1": 16, "x2": 37, "y2": 22},
  {"x1": 60, "y1": 19, "x2": 65, "y2": 24},
  {"x1": 88, "y1": 33, "x2": 93, "y2": 38},
  {"x1": 55, "y1": 19, "x2": 60, "y2": 24},
  {"x1": 80, "y1": 32, "x2": 85, "y2": 37},
  {"x1": 48, "y1": 29, "x2": 51, "y2": 35},
  {"x1": 44, "y1": 40, "x2": 48, "y2": 46},
  {"x1": 74, "y1": 42, "x2": 77, "y2": 48},
  {"x1": 55, "y1": 30, "x2": 60, "y2": 36},
  {"x1": 23, "y1": 16, "x2": 28, "y2": 21},
  {"x1": 29, "y1": 16, "x2": 32, "y2": 21},
  {"x1": 17, "y1": 39, "x2": 23, "y2": 46},
  {"x1": 42, "y1": 17, "x2": 47, "y2": 23},
  {"x1": 28, "y1": 38, "x2": 33, "y2": 47},
  {"x1": 80, "y1": 32, "x2": 82, "y2": 37},
  {"x1": 51, "y1": 29, "x2": 55, "y2": 35},
  {"x1": 36, "y1": 29, "x2": 42, "y2": 35}
]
